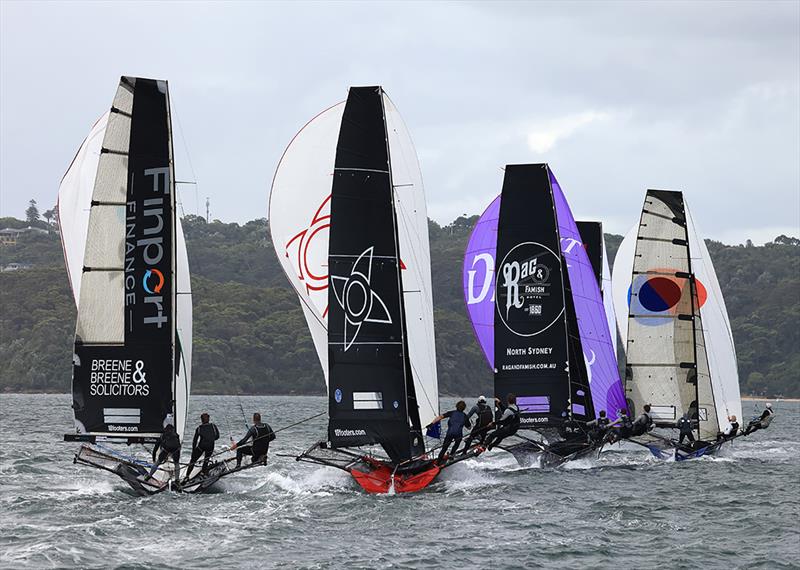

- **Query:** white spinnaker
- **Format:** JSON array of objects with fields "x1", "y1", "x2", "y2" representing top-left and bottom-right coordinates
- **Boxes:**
[
  {"x1": 175, "y1": 216, "x2": 193, "y2": 441},
  {"x1": 383, "y1": 93, "x2": 440, "y2": 429},
  {"x1": 685, "y1": 200, "x2": 742, "y2": 429},
  {"x1": 269, "y1": 103, "x2": 344, "y2": 384},
  {"x1": 601, "y1": 234, "x2": 618, "y2": 357},
  {"x1": 58, "y1": 112, "x2": 110, "y2": 304},
  {"x1": 611, "y1": 225, "x2": 637, "y2": 351}
]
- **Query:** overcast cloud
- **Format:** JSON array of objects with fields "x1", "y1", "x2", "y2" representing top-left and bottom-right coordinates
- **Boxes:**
[{"x1": 1, "y1": 1, "x2": 798, "y2": 244}]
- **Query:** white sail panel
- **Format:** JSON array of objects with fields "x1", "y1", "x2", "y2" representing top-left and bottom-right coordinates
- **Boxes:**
[
  {"x1": 601, "y1": 235, "x2": 618, "y2": 357},
  {"x1": 58, "y1": 112, "x2": 109, "y2": 304},
  {"x1": 686, "y1": 200, "x2": 742, "y2": 430},
  {"x1": 625, "y1": 192, "x2": 696, "y2": 420},
  {"x1": 383, "y1": 93, "x2": 439, "y2": 428},
  {"x1": 175, "y1": 216, "x2": 193, "y2": 441},
  {"x1": 611, "y1": 225, "x2": 637, "y2": 350},
  {"x1": 269, "y1": 103, "x2": 344, "y2": 384},
  {"x1": 75, "y1": 271, "x2": 124, "y2": 343},
  {"x1": 83, "y1": 205, "x2": 125, "y2": 268}
]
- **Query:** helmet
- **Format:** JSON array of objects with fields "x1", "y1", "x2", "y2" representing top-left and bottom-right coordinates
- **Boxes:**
[
  {"x1": 478, "y1": 395, "x2": 487, "y2": 403},
  {"x1": 765, "y1": 402, "x2": 772, "y2": 409}
]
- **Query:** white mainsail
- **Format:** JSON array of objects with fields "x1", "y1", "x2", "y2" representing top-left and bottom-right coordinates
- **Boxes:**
[
  {"x1": 601, "y1": 233, "x2": 618, "y2": 357},
  {"x1": 269, "y1": 90, "x2": 440, "y2": 428}
]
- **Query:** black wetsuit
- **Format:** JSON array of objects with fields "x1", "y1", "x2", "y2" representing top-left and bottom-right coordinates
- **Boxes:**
[
  {"x1": 718, "y1": 421, "x2": 740, "y2": 441},
  {"x1": 235, "y1": 422, "x2": 275, "y2": 467},
  {"x1": 677, "y1": 416, "x2": 695, "y2": 446},
  {"x1": 462, "y1": 403, "x2": 494, "y2": 452},
  {"x1": 185, "y1": 422, "x2": 220, "y2": 478},
  {"x1": 614, "y1": 415, "x2": 633, "y2": 440},
  {"x1": 437, "y1": 409, "x2": 470, "y2": 464},
  {"x1": 485, "y1": 403, "x2": 520, "y2": 451},
  {"x1": 146, "y1": 425, "x2": 181, "y2": 482},
  {"x1": 587, "y1": 416, "x2": 610, "y2": 442},
  {"x1": 631, "y1": 412, "x2": 653, "y2": 437}
]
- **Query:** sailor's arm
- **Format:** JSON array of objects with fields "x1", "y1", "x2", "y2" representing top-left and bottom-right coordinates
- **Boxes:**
[{"x1": 231, "y1": 426, "x2": 256, "y2": 449}]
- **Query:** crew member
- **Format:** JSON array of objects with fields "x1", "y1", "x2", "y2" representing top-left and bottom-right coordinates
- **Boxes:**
[
  {"x1": 631, "y1": 404, "x2": 654, "y2": 437},
  {"x1": 143, "y1": 423, "x2": 181, "y2": 484},
  {"x1": 743, "y1": 403, "x2": 776, "y2": 436},
  {"x1": 231, "y1": 413, "x2": 276, "y2": 468},
  {"x1": 428, "y1": 400, "x2": 470, "y2": 465},
  {"x1": 183, "y1": 412, "x2": 220, "y2": 482},
  {"x1": 586, "y1": 410, "x2": 611, "y2": 442},
  {"x1": 485, "y1": 394, "x2": 520, "y2": 451},
  {"x1": 609, "y1": 409, "x2": 633, "y2": 442},
  {"x1": 677, "y1": 413, "x2": 695, "y2": 447},
  {"x1": 718, "y1": 415, "x2": 739, "y2": 441},
  {"x1": 461, "y1": 395, "x2": 494, "y2": 453}
]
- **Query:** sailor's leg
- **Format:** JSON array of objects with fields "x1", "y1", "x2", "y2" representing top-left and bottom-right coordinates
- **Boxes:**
[
  {"x1": 201, "y1": 449, "x2": 212, "y2": 471},
  {"x1": 184, "y1": 448, "x2": 203, "y2": 481},
  {"x1": 450, "y1": 436, "x2": 462, "y2": 456},
  {"x1": 145, "y1": 451, "x2": 168, "y2": 480},
  {"x1": 236, "y1": 445, "x2": 253, "y2": 467},
  {"x1": 437, "y1": 434, "x2": 454, "y2": 464},
  {"x1": 171, "y1": 451, "x2": 181, "y2": 483}
]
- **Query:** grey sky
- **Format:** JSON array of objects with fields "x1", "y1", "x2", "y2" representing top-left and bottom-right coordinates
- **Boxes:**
[{"x1": 1, "y1": 1, "x2": 798, "y2": 244}]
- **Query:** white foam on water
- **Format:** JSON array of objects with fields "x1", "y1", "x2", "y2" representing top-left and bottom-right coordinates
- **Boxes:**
[
  {"x1": 439, "y1": 460, "x2": 501, "y2": 492},
  {"x1": 264, "y1": 467, "x2": 352, "y2": 496}
]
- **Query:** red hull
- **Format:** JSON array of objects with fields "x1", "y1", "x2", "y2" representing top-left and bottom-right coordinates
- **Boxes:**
[{"x1": 350, "y1": 459, "x2": 441, "y2": 494}]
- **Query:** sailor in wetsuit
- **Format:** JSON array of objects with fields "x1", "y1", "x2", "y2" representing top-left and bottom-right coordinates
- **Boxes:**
[
  {"x1": 743, "y1": 403, "x2": 775, "y2": 435},
  {"x1": 460, "y1": 395, "x2": 494, "y2": 453},
  {"x1": 608, "y1": 409, "x2": 633, "y2": 442},
  {"x1": 586, "y1": 410, "x2": 611, "y2": 442},
  {"x1": 427, "y1": 400, "x2": 470, "y2": 465},
  {"x1": 677, "y1": 413, "x2": 695, "y2": 447},
  {"x1": 231, "y1": 413, "x2": 276, "y2": 468},
  {"x1": 183, "y1": 412, "x2": 220, "y2": 482},
  {"x1": 631, "y1": 404, "x2": 654, "y2": 437},
  {"x1": 144, "y1": 423, "x2": 181, "y2": 484},
  {"x1": 485, "y1": 394, "x2": 521, "y2": 451}
]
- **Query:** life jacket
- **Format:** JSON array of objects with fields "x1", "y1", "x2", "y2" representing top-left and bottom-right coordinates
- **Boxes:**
[
  {"x1": 644, "y1": 412, "x2": 653, "y2": 427},
  {"x1": 477, "y1": 404, "x2": 493, "y2": 427},
  {"x1": 597, "y1": 417, "x2": 610, "y2": 429},
  {"x1": 503, "y1": 405, "x2": 520, "y2": 432},
  {"x1": 761, "y1": 409, "x2": 775, "y2": 427},
  {"x1": 252, "y1": 423, "x2": 275, "y2": 457},
  {"x1": 677, "y1": 417, "x2": 692, "y2": 433}
]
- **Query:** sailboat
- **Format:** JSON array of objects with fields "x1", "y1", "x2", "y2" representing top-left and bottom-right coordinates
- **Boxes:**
[
  {"x1": 270, "y1": 86, "x2": 475, "y2": 493},
  {"x1": 463, "y1": 164, "x2": 628, "y2": 467},
  {"x1": 610, "y1": 189, "x2": 743, "y2": 460},
  {"x1": 59, "y1": 76, "x2": 251, "y2": 494}
]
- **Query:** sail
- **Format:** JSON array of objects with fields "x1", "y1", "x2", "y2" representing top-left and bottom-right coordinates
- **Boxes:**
[
  {"x1": 383, "y1": 93, "x2": 439, "y2": 429},
  {"x1": 326, "y1": 86, "x2": 423, "y2": 463},
  {"x1": 686, "y1": 200, "x2": 741, "y2": 430},
  {"x1": 611, "y1": 224, "x2": 637, "y2": 350},
  {"x1": 616, "y1": 190, "x2": 723, "y2": 437},
  {"x1": 175, "y1": 216, "x2": 193, "y2": 441},
  {"x1": 463, "y1": 195, "x2": 500, "y2": 369},
  {"x1": 58, "y1": 112, "x2": 110, "y2": 304},
  {"x1": 576, "y1": 221, "x2": 619, "y2": 380},
  {"x1": 493, "y1": 164, "x2": 571, "y2": 426},
  {"x1": 67, "y1": 77, "x2": 178, "y2": 441},
  {"x1": 551, "y1": 174, "x2": 626, "y2": 421},
  {"x1": 269, "y1": 103, "x2": 344, "y2": 383},
  {"x1": 270, "y1": 91, "x2": 439, "y2": 430}
]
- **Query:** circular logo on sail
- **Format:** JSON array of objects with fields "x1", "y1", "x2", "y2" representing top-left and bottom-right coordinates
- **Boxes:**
[
  {"x1": 495, "y1": 242, "x2": 564, "y2": 337},
  {"x1": 334, "y1": 388, "x2": 343, "y2": 403},
  {"x1": 142, "y1": 268, "x2": 165, "y2": 295},
  {"x1": 628, "y1": 268, "x2": 708, "y2": 326}
]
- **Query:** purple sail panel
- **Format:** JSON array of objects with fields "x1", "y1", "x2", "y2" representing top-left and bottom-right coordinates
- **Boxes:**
[
  {"x1": 549, "y1": 170, "x2": 628, "y2": 420},
  {"x1": 463, "y1": 195, "x2": 500, "y2": 369}
]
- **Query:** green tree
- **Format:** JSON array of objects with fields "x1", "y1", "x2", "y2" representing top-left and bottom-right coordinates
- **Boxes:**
[{"x1": 25, "y1": 199, "x2": 40, "y2": 223}]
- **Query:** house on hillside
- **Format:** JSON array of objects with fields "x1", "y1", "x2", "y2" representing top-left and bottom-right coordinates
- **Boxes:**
[{"x1": 0, "y1": 226, "x2": 49, "y2": 246}]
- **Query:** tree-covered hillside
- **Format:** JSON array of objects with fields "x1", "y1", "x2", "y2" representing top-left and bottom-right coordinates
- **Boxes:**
[{"x1": 1, "y1": 214, "x2": 797, "y2": 397}]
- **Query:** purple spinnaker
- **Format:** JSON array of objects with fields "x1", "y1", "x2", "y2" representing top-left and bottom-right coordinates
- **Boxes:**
[
  {"x1": 463, "y1": 196, "x2": 500, "y2": 368},
  {"x1": 549, "y1": 170, "x2": 628, "y2": 420}
]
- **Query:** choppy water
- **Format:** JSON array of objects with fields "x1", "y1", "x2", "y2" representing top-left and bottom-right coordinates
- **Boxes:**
[{"x1": 1, "y1": 395, "x2": 798, "y2": 569}]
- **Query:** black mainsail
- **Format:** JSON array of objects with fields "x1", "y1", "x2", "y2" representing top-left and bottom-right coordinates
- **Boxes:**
[{"x1": 326, "y1": 86, "x2": 423, "y2": 464}]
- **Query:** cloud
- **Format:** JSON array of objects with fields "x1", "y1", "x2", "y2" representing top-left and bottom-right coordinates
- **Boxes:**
[{"x1": 526, "y1": 111, "x2": 612, "y2": 154}]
